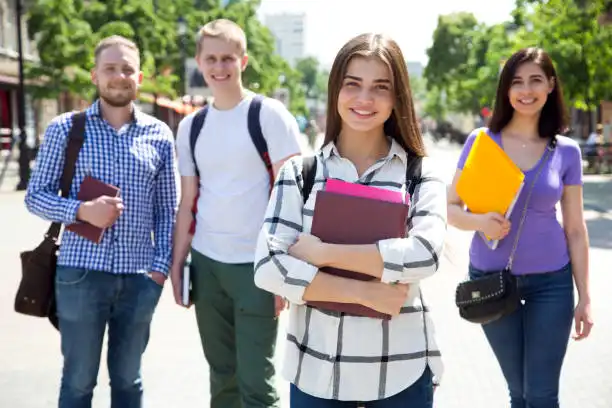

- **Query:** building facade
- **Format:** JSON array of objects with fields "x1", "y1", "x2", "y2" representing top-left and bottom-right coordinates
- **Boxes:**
[
  {"x1": 0, "y1": 0, "x2": 57, "y2": 152},
  {"x1": 264, "y1": 12, "x2": 306, "y2": 67}
]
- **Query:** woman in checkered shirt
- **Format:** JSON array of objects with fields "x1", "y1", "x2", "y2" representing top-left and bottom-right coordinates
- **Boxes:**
[{"x1": 254, "y1": 33, "x2": 447, "y2": 407}]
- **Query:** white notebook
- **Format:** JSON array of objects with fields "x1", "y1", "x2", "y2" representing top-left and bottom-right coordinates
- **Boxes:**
[{"x1": 181, "y1": 257, "x2": 192, "y2": 307}]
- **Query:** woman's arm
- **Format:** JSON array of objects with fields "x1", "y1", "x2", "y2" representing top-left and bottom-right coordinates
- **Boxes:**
[
  {"x1": 295, "y1": 158, "x2": 448, "y2": 284},
  {"x1": 561, "y1": 184, "x2": 593, "y2": 340},
  {"x1": 289, "y1": 234, "x2": 383, "y2": 278},
  {"x1": 254, "y1": 158, "x2": 377, "y2": 305},
  {"x1": 447, "y1": 169, "x2": 510, "y2": 239},
  {"x1": 446, "y1": 130, "x2": 509, "y2": 239},
  {"x1": 254, "y1": 157, "x2": 410, "y2": 315},
  {"x1": 560, "y1": 140, "x2": 593, "y2": 340}
]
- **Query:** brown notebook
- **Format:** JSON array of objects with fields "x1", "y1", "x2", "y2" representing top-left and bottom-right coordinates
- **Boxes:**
[
  {"x1": 308, "y1": 190, "x2": 409, "y2": 319},
  {"x1": 65, "y1": 176, "x2": 120, "y2": 243}
]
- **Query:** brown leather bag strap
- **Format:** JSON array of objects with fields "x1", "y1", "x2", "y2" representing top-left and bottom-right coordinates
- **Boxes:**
[{"x1": 45, "y1": 111, "x2": 87, "y2": 239}]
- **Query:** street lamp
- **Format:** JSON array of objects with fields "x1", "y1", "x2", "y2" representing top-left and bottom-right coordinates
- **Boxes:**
[
  {"x1": 15, "y1": 0, "x2": 29, "y2": 191},
  {"x1": 177, "y1": 16, "x2": 187, "y2": 97}
]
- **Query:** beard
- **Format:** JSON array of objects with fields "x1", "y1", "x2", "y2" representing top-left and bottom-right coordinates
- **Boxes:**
[{"x1": 97, "y1": 86, "x2": 136, "y2": 108}]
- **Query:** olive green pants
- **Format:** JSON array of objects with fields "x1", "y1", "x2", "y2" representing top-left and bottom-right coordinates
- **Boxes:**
[{"x1": 191, "y1": 250, "x2": 279, "y2": 408}]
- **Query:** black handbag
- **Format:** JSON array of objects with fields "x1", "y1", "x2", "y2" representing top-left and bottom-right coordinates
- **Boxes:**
[
  {"x1": 455, "y1": 139, "x2": 555, "y2": 325},
  {"x1": 14, "y1": 112, "x2": 86, "y2": 329}
]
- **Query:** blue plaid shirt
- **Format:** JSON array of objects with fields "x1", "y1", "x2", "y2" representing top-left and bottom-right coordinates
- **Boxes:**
[{"x1": 25, "y1": 101, "x2": 178, "y2": 276}]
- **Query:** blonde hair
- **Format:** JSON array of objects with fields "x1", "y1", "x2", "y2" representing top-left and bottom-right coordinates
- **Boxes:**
[
  {"x1": 94, "y1": 35, "x2": 140, "y2": 65},
  {"x1": 195, "y1": 19, "x2": 247, "y2": 56}
]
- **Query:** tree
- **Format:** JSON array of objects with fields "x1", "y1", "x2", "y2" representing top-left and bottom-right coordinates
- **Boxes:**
[
  {"x1": 423, "y1": 0, "x2": 612, "y2": 123},
  {"x1": 25, "y1": 0, "x2": 189, "y2": 101},
  {"x1": 424, "y1": 13, "x2": 479, "y2": 93},
  {"x1": 25, "y1": 0, "x2": 96, "y2": 101},
  {"x1": 25, "y1": 0, "x2": 307, "y2": 115},
  {"x1": 423, "y1": 12, "x2": 490, "y2": 115},
  {"x1": 295, "y1": 56, "x2": 319, "y2": 96},
  {"x1": 515, "y1": 0, "x2": 612, "y2": 110},
  {"x1": 424, "y1": 13, "x2": 516, "y2": 116},
  {"x1": 315, "y1": 69, "x2": 329, "y2": 101}
]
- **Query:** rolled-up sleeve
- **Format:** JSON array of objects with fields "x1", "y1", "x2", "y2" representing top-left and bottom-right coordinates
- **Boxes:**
[
  {"x1": 254, "y1": 157, "x2": 319, "y2": 304},
  {"x1": 378, "y1": 158, "x2": 448, "y2": 284}
]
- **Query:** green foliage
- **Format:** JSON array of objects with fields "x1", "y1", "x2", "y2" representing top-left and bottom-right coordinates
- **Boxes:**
[
  {"x1": 25, "y1": 0, "x2": 307, "y2": 115},
  {"x1": 424, "y1": 0, "x2": 612, "y2": 116},
  {"x1": 294, "y1": 57, "x2": 318, "y2": 96},
  {"x1": 516, "y1": 0, "x2": 612, "y2": 109}
]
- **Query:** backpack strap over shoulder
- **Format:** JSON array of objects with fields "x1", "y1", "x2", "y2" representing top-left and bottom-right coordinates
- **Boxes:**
[
  {"x1": 247, "y1": 95, "x2": 273, "y2": 191},
  {"x1": 47, "y1": 111, "x2": 87, "y2": 239},
  {"x1": 300, "y1": 155, "x2": 318, "y2": 204},
  {"x1": 406, "y1": 154, "x2": 423, "y2": 198},
  {"x1": 189, "y1": 106, "x2": 209, "y2": 178},
  {"x1": 62, "y1": 112, "x2": 86, "y2": 197}
]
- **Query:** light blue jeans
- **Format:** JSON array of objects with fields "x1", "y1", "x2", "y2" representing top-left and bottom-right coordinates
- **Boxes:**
[{"x1": 55, "y1": 266, "x2": 163, "y2": 408}]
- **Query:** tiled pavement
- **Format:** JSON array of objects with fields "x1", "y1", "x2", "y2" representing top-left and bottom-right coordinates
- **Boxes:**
[{"x1": 0, "y1": 138, "x2": 610, "y2": 407}]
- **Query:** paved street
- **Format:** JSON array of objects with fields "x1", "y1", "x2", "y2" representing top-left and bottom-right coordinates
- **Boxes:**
[{"x1": 1, "y1": 137, "x2": 611, "y2": 407}]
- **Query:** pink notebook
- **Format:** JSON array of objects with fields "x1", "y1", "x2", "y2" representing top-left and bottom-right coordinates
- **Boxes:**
[{"x1": 325, "y1": 178, "x2": 407, "y2": 204}]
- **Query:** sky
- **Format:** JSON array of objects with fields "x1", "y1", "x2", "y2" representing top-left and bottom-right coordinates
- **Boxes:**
[{"x1": 257, "y1": 0, "x2": 517, "y2": 68}]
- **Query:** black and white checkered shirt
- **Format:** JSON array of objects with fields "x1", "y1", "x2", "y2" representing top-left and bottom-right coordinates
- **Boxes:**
[{"x1": 254, "y1": 140, "x2": 446, "y2": 401}]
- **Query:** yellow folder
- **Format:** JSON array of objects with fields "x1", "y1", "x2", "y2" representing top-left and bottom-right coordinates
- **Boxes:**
[{"x1": 456, "y1": 130, "x2": 525, "y2": 248}]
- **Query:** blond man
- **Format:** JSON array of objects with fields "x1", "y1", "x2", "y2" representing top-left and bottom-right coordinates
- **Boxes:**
[{"x1": 170, "y1": 19, "x2": 301, "y2": 408}]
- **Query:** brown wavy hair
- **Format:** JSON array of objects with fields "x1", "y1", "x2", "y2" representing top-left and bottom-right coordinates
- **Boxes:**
[{"x1": 323, "y1": 33, "x2": 426, "y2": 157}]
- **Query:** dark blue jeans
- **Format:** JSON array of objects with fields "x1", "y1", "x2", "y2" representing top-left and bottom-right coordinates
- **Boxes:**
[
  {"x1": 55, "y1": 266, "x2": 163, "y2": 408},
  {"x1": 290, "y1": 366, "x2": 433, "y2": 408},
  {"x1": 469, "y1": 264, "x2": 574, "y2": 408}
]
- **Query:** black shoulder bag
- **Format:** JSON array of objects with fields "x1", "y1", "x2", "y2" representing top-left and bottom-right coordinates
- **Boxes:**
[
  {"x1": 14, "y1": 112, "x2": 87, "y2": 330},
  {"x1": 455, "y1": 139, "x2": 555, "y2": 325}
]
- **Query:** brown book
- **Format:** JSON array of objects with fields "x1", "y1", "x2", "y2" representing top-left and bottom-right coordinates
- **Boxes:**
[
  {"x1": 65, "y1": 176, "x2": 120, "y2": 243},
  {"x1": 308, "y1": 190, "x2": 409, "y2": 319}
]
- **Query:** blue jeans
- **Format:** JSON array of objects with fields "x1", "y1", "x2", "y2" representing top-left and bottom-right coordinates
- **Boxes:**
[
  {"x1": 469, "y1": 264, "x2": 574, "y2": 408},
  {"x1": 290, "y1": 366, "x2": 433, "y2": 408},
  {"x1": 55, "y1": 266, "x2": 163, "y2": 408}
]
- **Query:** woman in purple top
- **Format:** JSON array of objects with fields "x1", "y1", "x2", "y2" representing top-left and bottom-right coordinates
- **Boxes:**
[{"x1": 447, "y1": 48, "x2": 593, "y2": 408}]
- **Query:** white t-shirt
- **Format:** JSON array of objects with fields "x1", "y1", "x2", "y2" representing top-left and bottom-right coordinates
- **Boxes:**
[
  {"x1": 586, "y1": 132, "x2": 598, "y2": 145},
  {"x1": 176, "y1": 95, "x2": 301, "y2": 263}
]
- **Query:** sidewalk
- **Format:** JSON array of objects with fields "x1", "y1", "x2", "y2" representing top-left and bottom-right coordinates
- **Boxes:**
[
  {"x1": 0, "y1": 150, "x2": 20, "y2": 193},
  {"x1": 0, "y1": 139, "x2": 610, "y2": 407}
]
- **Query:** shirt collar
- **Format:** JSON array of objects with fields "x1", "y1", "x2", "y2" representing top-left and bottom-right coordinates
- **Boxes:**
[
  {"x1": 320, "y1": 137, "x2": 408, "y2": 164},
  {"x1": 87, "y1": 99, "x2": 144, "y2": 126}
]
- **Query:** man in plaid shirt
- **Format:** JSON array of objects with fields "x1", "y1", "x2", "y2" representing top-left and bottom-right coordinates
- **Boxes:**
[{"x1": 24, "y1": 36, "x2": 177, "y2": 408}]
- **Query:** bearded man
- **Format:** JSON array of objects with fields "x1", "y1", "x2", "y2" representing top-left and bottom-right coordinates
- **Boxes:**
[{"x1": 24, "y1": 35, "x2": 177, "y2": 408}]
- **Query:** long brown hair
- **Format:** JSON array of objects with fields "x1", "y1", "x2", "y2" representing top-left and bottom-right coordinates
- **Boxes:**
[{"x1": 324, "y1": 33, "x2": 426, "y2": 157}]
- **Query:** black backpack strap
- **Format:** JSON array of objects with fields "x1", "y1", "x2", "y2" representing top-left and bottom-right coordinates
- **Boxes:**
[
  {"x1": 47, "y1": 111, "x2": 87, "y2": 238},
  {"x1": 247, "y1": 95, "x2": 274, "y2": 191},
  {"x1": 300, "y1": 156, "x2": 318, "y2": 204},
  {"x1": 406, "y1": 154, "x2": 423, "y2": 198},
  {"x1": 190, "y1": 106, "x2": 209, "y2": 178}
]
